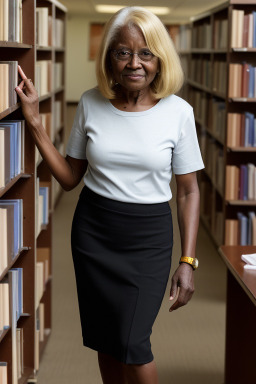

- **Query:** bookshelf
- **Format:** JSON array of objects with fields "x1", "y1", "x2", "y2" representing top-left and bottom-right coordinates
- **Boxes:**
[
  {"x1": 176, "y1": 0, "x2": 256, "y2": 247},
  {"x1": 0, "y1": 0, "x2": 67, "y2": 383}
]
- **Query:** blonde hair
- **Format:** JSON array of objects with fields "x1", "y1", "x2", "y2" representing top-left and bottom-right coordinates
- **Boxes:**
[{"x1": 96, "y1": 6, "x2": 184, "y2": 99}]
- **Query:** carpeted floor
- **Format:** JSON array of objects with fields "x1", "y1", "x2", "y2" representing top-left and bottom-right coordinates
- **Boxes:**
[{"x1": 36, "y1": 105, "x2": 226, "y2": 384}]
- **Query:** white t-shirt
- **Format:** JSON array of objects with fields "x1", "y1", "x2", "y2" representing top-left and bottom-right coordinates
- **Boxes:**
[{"x1": 66, "y1": 87, "x2": 204, "y2": 204}]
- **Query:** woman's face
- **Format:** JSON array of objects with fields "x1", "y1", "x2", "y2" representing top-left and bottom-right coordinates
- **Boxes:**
[{"x1": 109, "y1": 24, "x2": 159, "y2": 95}]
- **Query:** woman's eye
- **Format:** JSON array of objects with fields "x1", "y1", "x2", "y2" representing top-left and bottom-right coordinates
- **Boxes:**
[
  {"x1": 118, "y1": 50, "x2": 130, "y2": 56},
  {"x1": 140, "y1": 51, "x2": 152, "y2": 57}
]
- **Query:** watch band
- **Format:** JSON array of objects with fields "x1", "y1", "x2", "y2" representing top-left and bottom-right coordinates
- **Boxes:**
[{"x1": 179, "y1": 256, "x2": 199, "y2": 270}]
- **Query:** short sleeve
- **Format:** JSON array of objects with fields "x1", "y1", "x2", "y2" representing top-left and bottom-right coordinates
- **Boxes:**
[
  {"x1": 66, "y1": 96, "x2": 88, "y2": 159},
  {"x1": 172, "y1": 108, "x2": 204, "y2": 175}
]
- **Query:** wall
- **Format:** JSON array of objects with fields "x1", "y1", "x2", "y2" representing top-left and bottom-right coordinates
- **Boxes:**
[{"x1": 66, "y1": 14, "x2": 108, "y2": 102}]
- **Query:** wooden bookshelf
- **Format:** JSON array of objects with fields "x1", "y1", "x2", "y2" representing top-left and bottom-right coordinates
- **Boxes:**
[
  {"x1": 176, "y1": 0, "x2": 256, "y2": 246},
  {"x1": 0, "y1": 1, "x2": 67, "y2": 383}
]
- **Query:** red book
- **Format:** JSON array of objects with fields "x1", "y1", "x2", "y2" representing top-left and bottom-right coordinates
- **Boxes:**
[
  {"x1": 241, "y1": 63, "x2": 250, "y2": 97},
  {"x1": 243, "y1": 14, "x2": 249, "y2": 47}
]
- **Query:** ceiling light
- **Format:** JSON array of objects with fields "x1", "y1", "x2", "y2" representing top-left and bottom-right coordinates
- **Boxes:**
[{"x1": 95, "y1": 5, "x2": 171, "y2": 15}]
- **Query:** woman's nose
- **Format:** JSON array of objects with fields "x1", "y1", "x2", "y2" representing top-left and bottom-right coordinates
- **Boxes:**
[{"x1": 127, "y1": 53, "x2": 142, "y2": 68}]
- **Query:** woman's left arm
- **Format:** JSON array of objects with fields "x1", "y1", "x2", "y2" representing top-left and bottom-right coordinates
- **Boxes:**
[{"x1": 169, "y1": 172, "x2": 200, "y2": 312}]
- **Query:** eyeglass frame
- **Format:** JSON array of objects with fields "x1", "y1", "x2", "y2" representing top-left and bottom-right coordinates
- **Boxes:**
[{"x1": 110, "y1": 49, "x2": 156, "y2": 62}]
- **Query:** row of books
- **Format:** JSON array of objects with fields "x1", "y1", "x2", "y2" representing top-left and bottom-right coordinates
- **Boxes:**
[
  {"x1": 36, "y1": 7, "x2": 52, "y2": 47},
  {"x1": 0, "y1": 0, "x2": 22, "y2": 42},
  {"x1": 35, "y1": 61, "x2": 63, "y2": 97},
  {"x1": 225, "y1": 164, "x2": 256, "y2": 201},
  {"x1": 227, "y1": 112, "x2": 256, "y2": 148},
  {"x1": 0, "y1": 363, "x2": 7, "y2": 384},
  {"x1": 191, "y1": 22, "x2": 212, "y2": 49},
  {"x1": 231, "y1": 9, "x2": 256, "y2": 48},
  {"x1": 200, "y1": 180, "x2": 223, "y2": 243},
  {"x1": 35, "y1": 60, "x2": 52, "y2": 97},
  {"x1": 0, "y1": 120, "x2": 25, "y2": 188},
  {"x1": 174, "y1": 25, "x2": 191, "y2": 51},
  {"x1": 203, "y1": 138, "x2": 224, "y2": 195},
  {"x1": 190, "y1": 58, "x2": 211, "y2": 89},
  {"x1": 229, "y1": 63, "x2": 256, "y2": 98},
  {"x1": 225, "y1": 211, "x2": 256, "y2": 246},
  {"x1": 36, "y1": 7, "x2": 64, "y2": 47},
  {"x1": 190, "y1": 89, "x2": 226, "y2": 144},
  {"x1": 212, "y1": 60, "x2": 226, "y2": 95},
  {"x1": 0, "y1": 61, "x2": 18, "y2": 113},
  {"x1": 0, "y1": 200, "x2": 23, "y2": 276},
  {"x1": 213, "y1": 18, "x2": 228, "y2": 49},
  {"x1": 36, "y1": 179, "x2": 49, "y2": 238}
]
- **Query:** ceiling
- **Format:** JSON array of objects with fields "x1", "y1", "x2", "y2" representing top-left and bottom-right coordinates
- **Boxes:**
[{"x1": 61, "y1": 0, "x2": 227, "y2": 23}]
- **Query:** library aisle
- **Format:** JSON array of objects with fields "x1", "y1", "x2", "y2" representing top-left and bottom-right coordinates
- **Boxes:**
[{"x1": 37, "y1": 107, "x2": 226, "y2": 383}]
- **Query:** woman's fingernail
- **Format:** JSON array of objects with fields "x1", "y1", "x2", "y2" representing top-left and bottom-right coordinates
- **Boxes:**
[{"x1": 169, "y1": 296, "x2": 173, "y2": 301}]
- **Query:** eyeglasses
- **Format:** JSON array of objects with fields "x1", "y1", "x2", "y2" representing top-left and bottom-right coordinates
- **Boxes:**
[{"x1": 111, "y1": 49, "x2": 155, "y2": 62}]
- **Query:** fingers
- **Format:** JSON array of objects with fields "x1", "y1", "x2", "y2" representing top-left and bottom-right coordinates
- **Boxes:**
[
  {"x1": 15, "y1": 81, "x2": 26, "y2": 100},
  {"x1": 169, "y1": 263, "x2": 195, "y2": 313},
  {"x1": 169, "y1": 284, "x2": 194, "y2": 312},
  {"x1": 18, "y1": 65, "x2": 27, "y2": 79}
]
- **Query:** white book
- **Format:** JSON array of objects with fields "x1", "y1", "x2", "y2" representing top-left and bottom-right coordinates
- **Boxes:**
[
  {"x1": 241, "y1": 253, "x2": 256, "y2": 265},
  {"x1": 3, "y1": 0, "x2": 9, "y2": 41},
  {"x1": 0, "y1": 362, "x2": 8, "y2": 384},
  {"x1": 2, "y1": 282, "x2": 10, "y2": 329}
]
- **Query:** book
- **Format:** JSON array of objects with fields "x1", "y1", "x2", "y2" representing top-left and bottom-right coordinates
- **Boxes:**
[
  {"x1": 0, "y1": 121, "x2": 25, "y2": 186},
  {"x1": 225, "y1": 165, "x2": 239, "y2": 200},
  {"x1": 0, "y1": 199, "x2": 23, "y2": 259},
  {"x1": 0, "y1": 208, "x2": 8, "y2": 275},
  {"x1": 35, "y1": 60, "x2": 52, "y2": 97},
  {"x1": 0, "y1": 362, "x2": 8, "y2": 384},
  {"x1": 241, "y1": 253, "x2": 256, "y2": 265},
  {"x1": 225, "y1": 219, "x2": 238, "y2": 245},
  {"x1": 0, "y1": 61, "x2": 18, "y2": 113},
  {"x1": 0, "y1": 280, "x2": 10, "y2": 333},
  {"x1": 36, "y1": 7, "x2": 49, "y2": 47}
]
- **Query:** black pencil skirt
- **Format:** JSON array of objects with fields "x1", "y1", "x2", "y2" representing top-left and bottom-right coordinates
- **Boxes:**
[{"x1": 71, "y1": 185, "x2": 173, "y2": 364}]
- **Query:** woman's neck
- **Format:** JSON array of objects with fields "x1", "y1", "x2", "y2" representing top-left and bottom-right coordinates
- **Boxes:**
[{"x1": 112, "y1": 86, "x2": 158, "y2": 111}]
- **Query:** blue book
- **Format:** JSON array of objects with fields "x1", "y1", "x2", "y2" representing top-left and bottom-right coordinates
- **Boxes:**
[
  {"x1": 0, "y1": 121, "x2": 24, "y2": 179},
  {"x1": 248, "y1": 65, "x2": 255, "y2": 98},
  {"x1": 248, "y1": 211, "x2": 256, "y2": 245},
  {"x1": 39, "y1": 187, "x2": 49, "y2": 225},
  {"x1": 11, "y1": 268, "x2": 23, "y2": 320},
  {"x1": 253, "y1": 12, "x2": 256, "y2": 48},
  {"x1": 254, "y1": 119, "x2": 256, "y2": 147},
  {"x1": 237, "y1": 212, "x2": 248, "y2": 245},
  {"x1": 245, "y1": 112, "x2": 255, "y2": 146}
]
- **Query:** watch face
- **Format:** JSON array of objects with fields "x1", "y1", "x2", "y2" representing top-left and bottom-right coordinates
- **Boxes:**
[{"x1": 193, "y1": 259, "x2": 199, "y2": 269}]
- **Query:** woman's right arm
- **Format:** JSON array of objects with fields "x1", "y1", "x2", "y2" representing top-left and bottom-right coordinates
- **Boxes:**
[{"x1": 15, "y1": 67, "x2": 87, "y2": 191}]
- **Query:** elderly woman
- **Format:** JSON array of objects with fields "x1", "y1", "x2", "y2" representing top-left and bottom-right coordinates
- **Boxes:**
[{"x1": 16, "y1": 6, "x2": 204, "y2": 384}]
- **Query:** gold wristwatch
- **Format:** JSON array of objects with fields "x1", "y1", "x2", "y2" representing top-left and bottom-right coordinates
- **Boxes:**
[{"x1": 179, "y1": 256, "x2": 199, "y2": 270}]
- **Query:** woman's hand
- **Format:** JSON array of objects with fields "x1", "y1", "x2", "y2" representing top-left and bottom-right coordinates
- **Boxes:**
[
  {"x1": 169, "y1": 262, "x2": 195, "y2": 312},
  {"x1": 15, "y1": 65, "x2": 41, "y2": 129}
]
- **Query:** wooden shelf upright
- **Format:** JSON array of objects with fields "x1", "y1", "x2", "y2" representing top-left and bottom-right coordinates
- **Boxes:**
[{"x1": 0, "y1": 1, "x2": 67, "y2": 383}]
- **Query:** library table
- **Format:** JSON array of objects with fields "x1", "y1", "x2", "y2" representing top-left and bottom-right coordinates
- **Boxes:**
[{"x1": 219, "y1": 246, "x2": 256, "y2": 384}]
